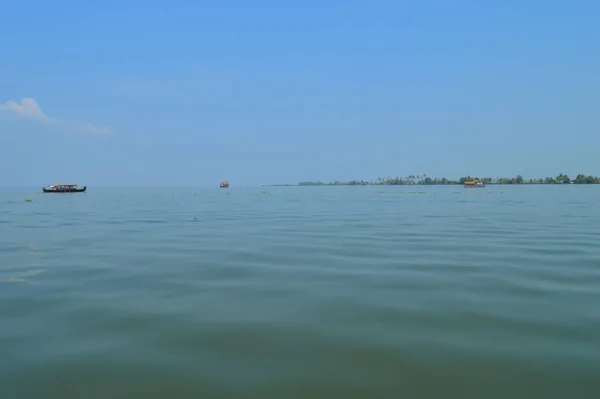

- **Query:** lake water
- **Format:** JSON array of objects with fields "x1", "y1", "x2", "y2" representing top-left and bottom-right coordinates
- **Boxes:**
[{"x1": 1, "y1": 185, "x2": 599, "y2": 398}]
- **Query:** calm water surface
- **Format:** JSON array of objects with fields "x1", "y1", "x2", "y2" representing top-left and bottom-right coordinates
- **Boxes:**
[{"x1": 1, "y1": 186, "x2": 599, "y2": 398}]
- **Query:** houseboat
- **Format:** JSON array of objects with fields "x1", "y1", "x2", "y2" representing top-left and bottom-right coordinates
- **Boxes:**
[
  {"x1": 464, "y1": 179, "x2": 485, "y2": 188},
  {"x1": 42, "y1": 184, "x2": 87, "y2": 193}
]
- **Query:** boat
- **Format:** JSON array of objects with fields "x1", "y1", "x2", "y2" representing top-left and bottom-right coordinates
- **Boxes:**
[
  {"x1": 220, "y1": 181, "x2": 229, "y2": 188},
  {"x1": 42, "y1": 184, "x2": 87, "y2": 193},
  {"x1": 464, "y1": 179, "x2": 485, "y2": 188}
]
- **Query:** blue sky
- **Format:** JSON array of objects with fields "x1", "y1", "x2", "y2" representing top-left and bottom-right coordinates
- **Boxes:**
[{"x1": 1, "y1": 0, "x2": 599, "y2": 186}]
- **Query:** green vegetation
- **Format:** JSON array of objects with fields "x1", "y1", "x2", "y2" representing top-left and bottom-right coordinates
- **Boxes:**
[{"x1": 297, "y1": 174, "x2": 600, "y2": 186}]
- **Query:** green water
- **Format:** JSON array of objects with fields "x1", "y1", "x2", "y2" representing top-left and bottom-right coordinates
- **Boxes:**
[{"x1": 1, "y1": 186, "x2": 599, "y2": 398}]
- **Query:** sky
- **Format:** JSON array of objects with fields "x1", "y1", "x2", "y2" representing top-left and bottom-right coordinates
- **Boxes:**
[{"x1": 1, "y1": 0, "x2": 599, "y2": 186}]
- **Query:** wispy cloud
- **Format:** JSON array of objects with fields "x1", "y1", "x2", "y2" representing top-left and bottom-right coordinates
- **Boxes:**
[
  {"x1": 0, "y1": 98, "x2": 52, "y2": 123},
  {"x1": 86, "y1": 123, "x2": 112, "y2": 135},
  {"x1": 0, "y1": 97, "x2": 113, "y2": 135}
]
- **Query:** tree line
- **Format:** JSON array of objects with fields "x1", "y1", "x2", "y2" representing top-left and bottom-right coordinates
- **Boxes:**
[{"x1": 299, "y1": 174, "x2": 600, "y2": 186}]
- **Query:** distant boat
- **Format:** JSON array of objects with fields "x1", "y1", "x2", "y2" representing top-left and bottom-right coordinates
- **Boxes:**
[
  {"x1": 42, "y1": 184, "x2": 87, "y2": 193},
  {"x1": 220, "y1": 181, "x2": 229, "y2": 188},
  {"x1": 464, "y1": 180, "x2": 485, "y2": 188}
]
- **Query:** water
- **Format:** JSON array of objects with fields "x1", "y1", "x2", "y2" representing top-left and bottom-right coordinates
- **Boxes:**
[{"x1": 1, "y1": 185, "x2": 599, "y2": 398}]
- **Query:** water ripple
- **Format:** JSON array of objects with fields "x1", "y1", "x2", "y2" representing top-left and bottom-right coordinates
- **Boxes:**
[{"x1": 1, "y1": 186, "x2": 599, "y2": 397}]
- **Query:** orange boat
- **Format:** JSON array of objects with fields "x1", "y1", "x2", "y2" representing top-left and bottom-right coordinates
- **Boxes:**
[
  {"x1": 220, "y1": 181, "x2": 229, "y2": 188},
  {"x1": 464, "y1": 179, "x2": 485, "y2": 188}
]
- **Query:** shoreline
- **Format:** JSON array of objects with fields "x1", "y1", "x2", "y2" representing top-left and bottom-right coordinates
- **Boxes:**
[
  {"x1": 268, "y1": 183, "x2": 597, "y2": 187},
  {"x1": 283, "y1": 174, "x2": 600, "y2": 186}
]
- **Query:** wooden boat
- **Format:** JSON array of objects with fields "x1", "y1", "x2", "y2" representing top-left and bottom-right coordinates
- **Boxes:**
[
  {"x1": 220, "y1": 181, "x2": 229, "y2": 188},
  {"x1": 42, "y1": 184, "x2": 87, "y2": 193},
  {"x1": 464, "y1": 180, "x2": 485, "y2": 188}
]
